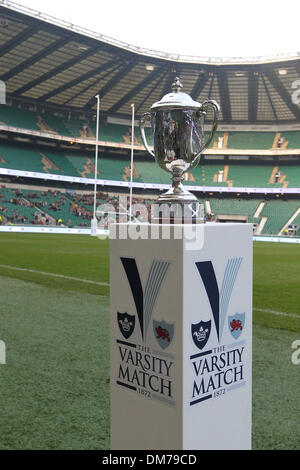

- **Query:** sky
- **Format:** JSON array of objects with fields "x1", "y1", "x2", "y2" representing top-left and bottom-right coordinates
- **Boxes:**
[{"x1": 7, "y1": 0, "x2": 300, "y2": 59}]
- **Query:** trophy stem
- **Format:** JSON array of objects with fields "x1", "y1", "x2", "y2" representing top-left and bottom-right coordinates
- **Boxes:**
[
  {"x1": 157, "y1": 167, "x2": 198, "y2": 204},
  {"x1": 154, "y1": 168, "x2": 205, "y2": 224},
  {"x1": 172, "y1": 166, "x2": 184, "y2": 190}
]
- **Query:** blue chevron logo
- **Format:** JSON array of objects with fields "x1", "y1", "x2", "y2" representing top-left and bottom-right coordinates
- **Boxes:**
[
  {"x1": 120, "y1": 257, "x2": 170, "y2": 341},
  {"x1": 195, "y1": 257, "x2": 243, "y2": 343}
]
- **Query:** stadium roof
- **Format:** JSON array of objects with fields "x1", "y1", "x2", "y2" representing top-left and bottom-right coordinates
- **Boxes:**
[{"x1": 1, "y1": 0, "x2": 300, "y2": 123}]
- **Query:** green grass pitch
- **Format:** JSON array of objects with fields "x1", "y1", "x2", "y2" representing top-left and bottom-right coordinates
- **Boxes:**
[{"x1": 0, "y1": 233, "x2": 299, "y2": 449}]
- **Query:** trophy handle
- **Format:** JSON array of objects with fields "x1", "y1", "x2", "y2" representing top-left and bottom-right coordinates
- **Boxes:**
[
  {"x1": 139, "y1": 112, "x2": 155, "y2": 157},
  {"x1": 198, "y1": 99, "x2": 220, "y2": 154}
]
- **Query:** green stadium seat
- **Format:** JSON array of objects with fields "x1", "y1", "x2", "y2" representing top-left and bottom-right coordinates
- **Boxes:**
[
  {"x1": 280, "y1": 131, "x2": 300, "y2": 149},
  {"x1": 261, "y1": 200, "x2": 300, "y2": 235},
  {"x1": 40, "y1": 114, "x2": 71, "y2": 136},
  {"x1": 209, "y1": 198, "x2": 261, "y2": 217},
  {"x1": 0, "y1": 105, "x2": 39, "y2": 131},
  {"x1": 226, "y1": 132, "x2": 275, "y2": 149},
  {"x1": 0, "y1": 144, "x2": 45, "y2": 173},
  {"x1": 227, "y1": 165, "x2": 272, "y2": 187}
]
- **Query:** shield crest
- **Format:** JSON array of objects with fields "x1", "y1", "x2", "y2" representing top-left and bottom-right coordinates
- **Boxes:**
[
  {"x1": 153, "y1": 320, "x2": 174, "y2": 349},
  {"x1": 117, "y1": 312, "x2": 135, "y2": 339},
  {"x1": 191, "y1": 320, "x2": 211, "y2": 350},
  {"x1": 228, "y1": 313, "x2": 245, "y2": 339}
]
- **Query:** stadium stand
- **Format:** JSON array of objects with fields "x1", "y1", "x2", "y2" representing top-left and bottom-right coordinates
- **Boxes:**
[
  {"x1": 260, "y1": 200, "x2": 300, "y2": 235},
  {"x1": 0, "y1": 143, "x2": 45, "y2": 173},
  {"x1": 209, "y1": 198, "x2": 261, "y2": 217},
  {"x1": 1, "y1": 182, "x2": 299, "y2": 236},
  {"x1": 292, "y1": 213, "x2": 300, "y2": 235},
  {"x1": 279, "y1": 131, "x2": 300, "y2": 149},
  {"x1": 2, "y1": 141, "x2": 300, "y2": 190},
  {"x1": 227, "y1": 164, "x2": 273, "y2": 187},
  {"x1": 0, "y1": 105, "x2": 40, "y2": 131},
  {"x1": 226, "y1": 132, "x2": 275, "y2": 149},
  {"x1": 0, "y1": 186, "x2": 48, "y2": 225},
  {"x1": 0, "y1": 3, "x2": 299, "y2": 238},
  {"x1": 276, "y1": 164, "x2": 300, "y2": 187},
  {"x1": 0, "y1": 101, "x2": 299, "y2": 237},
  {"x1": 0, "y1": 104, "x2": 151, "y2": 143},
  {"x1": 2, "y1": 104, "x2": 300, "y2": 150},
  {"x1": 0, "y1": 185, "x2": 157, "y2": 227}
]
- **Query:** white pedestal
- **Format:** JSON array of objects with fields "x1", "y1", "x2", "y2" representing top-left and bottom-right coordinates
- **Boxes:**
[{"x1": 110, "y1": 223, "x2": 253, "y2": 450}]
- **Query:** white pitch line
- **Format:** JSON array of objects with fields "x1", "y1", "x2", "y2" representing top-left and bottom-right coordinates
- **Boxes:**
[
  {"x1": 0, "y1": 264, "x2": 298, "y2": 315},
  {"x1": 0, "y1": 264, "x2": 109, "y2": 287},
  {"x1": 254, "y1": 307, "x2": 300, "y2": 319}
]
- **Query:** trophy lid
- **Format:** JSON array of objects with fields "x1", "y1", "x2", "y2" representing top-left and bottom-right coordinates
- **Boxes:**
[{"x1": 151, "y1": 77, "x2": 202, "y2": 111}]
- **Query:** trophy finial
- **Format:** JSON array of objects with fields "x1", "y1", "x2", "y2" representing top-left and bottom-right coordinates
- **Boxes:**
[{"x1": 172, "y1": 77, "x2": 183, "y2": 93}]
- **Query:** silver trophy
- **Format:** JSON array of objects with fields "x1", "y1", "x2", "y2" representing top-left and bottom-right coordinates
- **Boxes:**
[{"x1": 140, "y1": 77, "x2": 220, "y2": 221}]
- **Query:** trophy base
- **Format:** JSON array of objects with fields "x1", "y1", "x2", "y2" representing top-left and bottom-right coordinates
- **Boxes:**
[
  {"x1": 151, "y1": 200, "x2": 205, "y2": 225},
  {"x1": 156, "y1": 183, "x2": 198, "y2": 204}
]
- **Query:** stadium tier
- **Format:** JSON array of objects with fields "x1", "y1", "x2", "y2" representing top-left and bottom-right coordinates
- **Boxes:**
[
  {"x1": 0, "y1": 186, "x2": 155, "y2": 227},
  {"x1": 226, "y1": 132, "x2": 275, "y2": 149},
  {"x1": 1, "y1": 104, "x2": 300, "y2": 150},
  {"x1": 293, "y1": 213, "x2": 300, "y2": 236},
  {"x1": 259, "y1": 200, "x2": 300, "y2": 235},
  {"x1": 1, "y1": 185, "x2": 299, "y2": 236},
  {"x1": 0, "y1": 104, "x2": 153, "y2": 145},
  {"x1": 1, "y1": 141, "x2": 300, "y2": 189},
  {"x1": 0, "y1": 28, "x2": 299, "y2": 238},
  {"x1": 209, "y1": 198, "x2": 261, "y2": 217}
]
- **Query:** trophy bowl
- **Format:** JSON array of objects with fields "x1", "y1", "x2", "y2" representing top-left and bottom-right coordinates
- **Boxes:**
[{"x1": 140, "y1": 77, "x2": 220, "y2": 204}]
